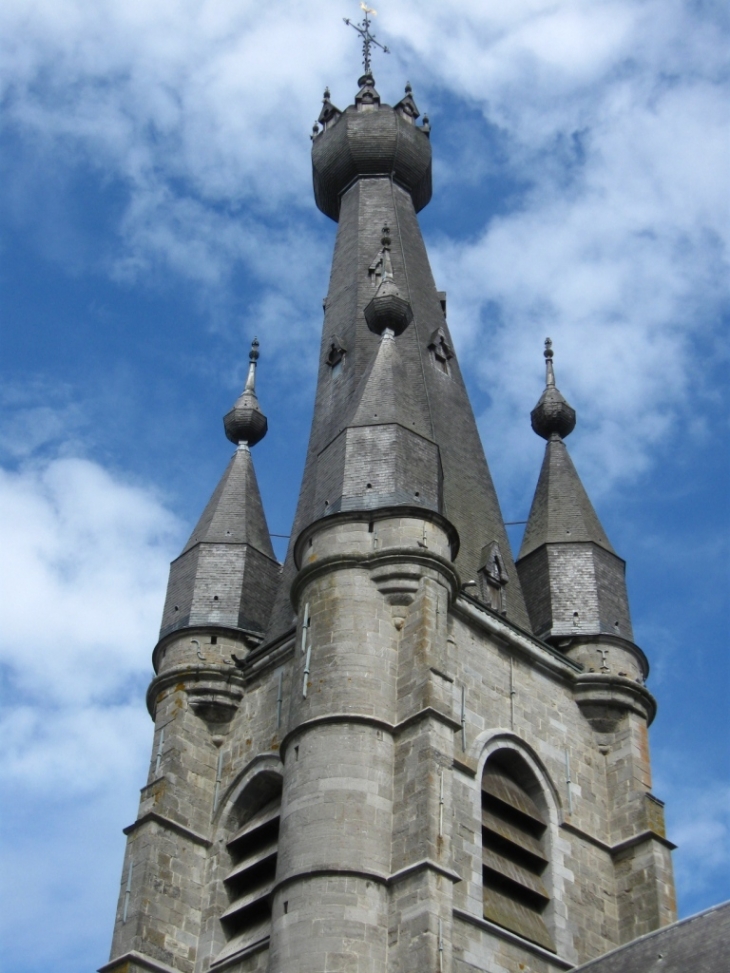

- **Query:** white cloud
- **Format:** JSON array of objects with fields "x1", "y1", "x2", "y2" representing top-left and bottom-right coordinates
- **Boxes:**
[
  {"x1": 0, "y1": 453, "x2": 183, "y2": 969},
  {"x1": 3, "y1": 0, "x2": 727, "y2": 497},
  {"x1": 0, "y1": 455, "x2": 181, "y2": 714},
  {"x1": 662, "y1": 777, "x2": 730, "y2": 909}
]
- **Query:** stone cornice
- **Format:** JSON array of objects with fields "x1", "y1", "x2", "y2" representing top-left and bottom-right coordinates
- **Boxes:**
[
  {"x1": 123, "y1": 811, "x2": 211, "y2": 848},
  {"x1": 279, "y1": 707, "x2": 462, "y2": 759},
  {"x1": 572, "y1": 673, "x2": 657, "y2": 725},
  {"x1": 146, "y1": 663, "x2": 246, "y2": 719},
  {"x1": 454, "y1": 595, "x2": 582, "y2": 681},
  {"x1": 99, "y1": 952, "x2": 180, "y2": 973},
  {"x1": 290, "y1": 545, "x2": 461, "y2": 609}
]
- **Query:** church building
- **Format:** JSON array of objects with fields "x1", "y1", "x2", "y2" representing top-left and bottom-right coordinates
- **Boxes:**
[{"x1": 100, "y1": 45, "x2": 727, "y2": 973}]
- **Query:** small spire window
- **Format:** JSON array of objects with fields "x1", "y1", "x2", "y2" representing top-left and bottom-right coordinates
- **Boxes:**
[
  {"x1": 326, "y1": 337, "x2": 346, "y2": 378},
  {"x1": 478, "y1": 541, "x2": 508, "y2": 614},
  {"x1": 428, "y1": 327, "x2": 453, "y2": 376}
]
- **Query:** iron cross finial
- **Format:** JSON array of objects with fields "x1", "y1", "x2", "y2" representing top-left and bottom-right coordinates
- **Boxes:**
[{"x1": 344, "y1": 3, "x2": 390, "y2": 77}]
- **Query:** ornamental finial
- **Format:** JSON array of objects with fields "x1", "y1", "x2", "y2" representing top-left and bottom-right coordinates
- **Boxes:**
[
  {"x1": 530, "y1": 338, "x2": 576, "y2": 440},
  {"x1": 344, "y1": 3, "x2": 390, "y2": 78},
  {"x1": 544, "y1": 337, "x2": 555, "y2": 387},
  {"x1": 224, "y1": 337, "x2": 268, "y2": 448}
]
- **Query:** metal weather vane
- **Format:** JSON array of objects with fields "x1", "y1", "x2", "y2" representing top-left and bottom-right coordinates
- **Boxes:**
[{"x1": 344, "y1": 3, "x2": 390, "y2": 76}]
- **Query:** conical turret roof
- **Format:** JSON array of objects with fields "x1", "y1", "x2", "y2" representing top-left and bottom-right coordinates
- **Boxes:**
[
  {"x1": 516, "y1": 342, "x2": 632, "y2": 643},
  {"x1": 159, "y1": 343, "x2": 279, "y2": 639}
]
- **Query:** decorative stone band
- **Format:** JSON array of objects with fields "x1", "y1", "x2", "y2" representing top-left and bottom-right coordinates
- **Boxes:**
[
  {"x1": 152, "y1": 623, "x2": 263, "y2": 673},
  {"x1": 290, "y1": 547, "x2": 461, "y2": 611},
  {"x1": 271, "y1": 859, "x2": 461, "y2": 898},
  {"x1": 99, "y1": 951, "x2": 182, "y2": 973},
  {"x1": 572, "y1": 673, "x2": 657, "y2": 728},
  {"x1": 292, "y1": 506, "x2": 460, "y2": 569},
  {"x1": 278, "y1": 708, "x2": 463, "y2": 761},
  {"x1": 146, "y1": 663, "x2": 246, "y2": 722},
  {"x1": 122, "y1": 811, "x2": 212, "y2": 848}
]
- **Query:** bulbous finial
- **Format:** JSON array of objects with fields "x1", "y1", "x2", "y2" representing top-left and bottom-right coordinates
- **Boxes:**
[
  {"x1": 405, "y1": 81, "x2": 412, "y2": 94},
  {"x1": 223, "y1": 338, "x2": 268, "y2": 448},
  {"x1": 364, "y1": 225, "x2": 413, "y2": 337},
  {"x1": 530, "y1": 338, "x2": 576, "y2": 440}
]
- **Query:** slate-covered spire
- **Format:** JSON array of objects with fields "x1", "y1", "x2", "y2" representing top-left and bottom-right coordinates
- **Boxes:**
[
  {"x1": 267, "y1": 76, "x2": 531, "y2": 635},
  {"x1": 516, "y1": 340, "x2": 633, "y2": 643},
  {"x1": 159, "y1": 340, "x2": 279, "y2": 639}
]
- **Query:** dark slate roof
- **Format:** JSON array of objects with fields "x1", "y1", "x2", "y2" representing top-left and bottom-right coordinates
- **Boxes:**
[
  {"x1": 571, "y1": 901, "x2": 730, "y2": 973},
  {"x1": 182, "y1": 446, "x2": 275, "y2": 560},
  {"x1": 266, "y1": 90, "x2": 531, "y2": 637},
  {"x1": 518, "y1": 437, "x2": 615, "y2": 560}
]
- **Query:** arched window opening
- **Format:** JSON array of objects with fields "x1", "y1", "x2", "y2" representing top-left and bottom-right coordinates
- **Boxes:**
[
  {"x1": 478, "y1": 541, "x2": 508, "y2": 614},
  {"x1": 218, "y1": 774, "x2": 282, "y2": 960},
  {"x1": 481, "y1": 751, "x2": 555, "y2": 952}
]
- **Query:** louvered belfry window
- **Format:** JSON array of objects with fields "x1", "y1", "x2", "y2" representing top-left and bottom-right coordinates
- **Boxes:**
[
  {"x1": 481, "y1": 754, "x2": 556, "y2": 952},
  {"x1": 218, "y1": 784, "x2": 281, "y2": 960}
]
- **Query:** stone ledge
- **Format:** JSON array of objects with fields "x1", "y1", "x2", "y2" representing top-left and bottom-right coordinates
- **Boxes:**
[
  {"x1": 389, "y1": 858, "x2": 461, "y2": 885},
  {"x1": 454, "y1": 596, "x2": 581, "y2": 681},
  {"x1": 453, "y1": 908, "x2": 575, "y2": 970},
  {"x1": 560, "y1": 820, "x2": 676, "y2": 855},
  {"x1": 99, "y1": 950, "x2": 180, "y2": 973},
  {"x1": 208, "y1": 935, "x2": 270, "y2": 972},
  {"x1": 279, "y1": 707, "x2": 462, "y2": 758},
  {"x1": 123, "y1": 811, "x2": 211, "y2": 848},
  {"x1": 611, "y1": 829, "x2": 677, "y2": 855},
  {"x1": 273, "y1": 859, "x2": 460, "y2": 896}
]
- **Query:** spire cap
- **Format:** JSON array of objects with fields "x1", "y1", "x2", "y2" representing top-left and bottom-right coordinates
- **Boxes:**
[
  {"x1": 223, "y1": 338, "x2": 268, "y2": 447},
  {"x1": 530, "y1": 338, "x2": 576, "y2": 440}
]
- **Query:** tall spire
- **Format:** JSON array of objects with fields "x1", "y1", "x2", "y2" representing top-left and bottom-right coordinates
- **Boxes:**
[
  {"x1": 159, "y1": 339, "x2": 279, "y2": 640},
  {"x1": 267, "y1": 75, "x2": 531, "y2": 636},
  {"x1": 516, "y1": 341, "x2": 633, "y2": 643}
]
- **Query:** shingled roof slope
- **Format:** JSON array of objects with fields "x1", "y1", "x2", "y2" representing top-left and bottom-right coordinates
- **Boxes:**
[{"x1": 571, "y1": 901, "x2": 730, "y2": 973}]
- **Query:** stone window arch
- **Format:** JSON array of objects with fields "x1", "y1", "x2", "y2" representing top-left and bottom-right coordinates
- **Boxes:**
[
  {"x1": 481, "y1": 748, "x2": 556, "y2": 952},
  {"x1": 214, "y1": 770, "x2": 282, "y2": 965}
]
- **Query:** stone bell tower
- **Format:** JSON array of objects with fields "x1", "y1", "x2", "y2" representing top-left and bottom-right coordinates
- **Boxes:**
[{"x1": 101, "y1": 58, "x2": 676, "y2": 973}]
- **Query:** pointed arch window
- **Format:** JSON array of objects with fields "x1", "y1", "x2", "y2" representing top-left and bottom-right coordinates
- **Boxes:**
[
  {"x1": 217, "y1": 775, "x2": 282, "y2": 963},
  {"x1": 428, "y1": 327, "x2": 453, "y2": 375},
  {"x1": 326, "y1": 336, "x2": 346, "y2": 378},
  {"x1": 481, "y1": 751, "x2": 555, "y2": 952}
]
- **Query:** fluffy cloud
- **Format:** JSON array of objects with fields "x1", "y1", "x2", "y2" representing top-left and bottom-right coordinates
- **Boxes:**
[
  {"x1": 3, "y1": 0, "x2": 727, "y2": 498},
  {"x1": 0, "y1": 454, "x2": 182, "y2": 969}
]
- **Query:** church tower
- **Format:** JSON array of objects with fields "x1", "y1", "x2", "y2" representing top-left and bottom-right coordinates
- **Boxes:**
[{"x1": 101, "y1": 44, "x2": 676, "y2": 973}]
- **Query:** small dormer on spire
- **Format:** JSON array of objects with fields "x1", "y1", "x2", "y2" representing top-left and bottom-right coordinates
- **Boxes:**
[
  {"x1": 530, "y1": 338, "x2": 577, "y2": 441},
  {"x1": 223, "y1": 338, "x2": 268, "y2": 448},
  {"x1": 317, "y1": 87, "x2": 342, "y2": 132},
  {"x1": 394, "y1": 81, "x2": 420, "y2": 123}
]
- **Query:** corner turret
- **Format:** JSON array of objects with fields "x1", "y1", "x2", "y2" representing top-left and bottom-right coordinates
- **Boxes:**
[
  {"x1": 158, "y1": 338, "x2": 279, "y2": 648},
  {"x1": 516, "y1": 340, "x2": 635, "y2": 649}
]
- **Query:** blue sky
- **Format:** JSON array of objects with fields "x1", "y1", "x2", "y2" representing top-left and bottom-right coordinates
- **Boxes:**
[{"x1": 1, "y1": 1, "x2": 728, "y2": 970}]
